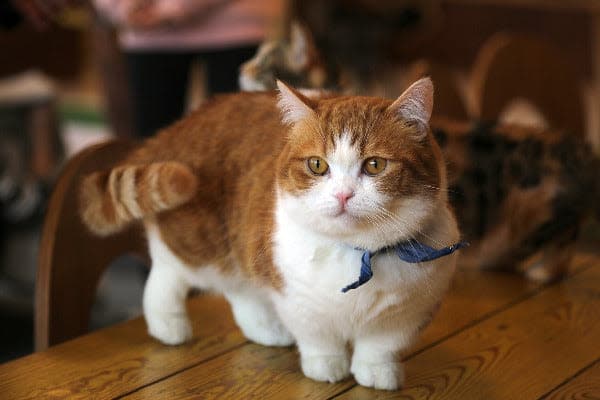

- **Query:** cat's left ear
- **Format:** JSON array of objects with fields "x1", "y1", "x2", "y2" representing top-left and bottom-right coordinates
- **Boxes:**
[
  {"x1": 277, "y1": 80, "x2": 316, "y2": 125},
  {"x1": 388, "y1": 77, "x2": 434, "y2": 136}
]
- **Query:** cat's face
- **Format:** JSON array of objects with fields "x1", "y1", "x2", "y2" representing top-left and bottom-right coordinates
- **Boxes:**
[{"x1": 276, "y1": 79, "x2": 444, "y2": 249}]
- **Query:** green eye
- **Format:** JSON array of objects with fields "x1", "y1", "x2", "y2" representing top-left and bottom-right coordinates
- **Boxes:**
[
  {"x1": 363, "y1": 157, "x2": 387, "y2": 175},
  {"x1": 307, "y1": 156, "x2": 329, "y2": 175}
]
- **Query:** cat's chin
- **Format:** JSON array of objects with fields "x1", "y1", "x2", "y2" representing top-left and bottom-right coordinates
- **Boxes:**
[
  {"x1": 284, "y1": 211, "x2": 361, "y2": 239},
  {"x1": 328, "y1": 208, "x2": 358, "y2": 220},
  {"x1": 313, "y1": 212, "x2": 369, "y2": 237}
]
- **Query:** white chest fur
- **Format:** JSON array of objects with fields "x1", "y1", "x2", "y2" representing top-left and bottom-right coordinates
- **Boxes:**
[{"x1": 271, "y1": 200, "x2": 458, "y2": 343}]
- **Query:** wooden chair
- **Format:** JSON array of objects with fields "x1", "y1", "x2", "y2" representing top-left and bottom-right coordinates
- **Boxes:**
[
  {"x1": 35, "y1": 140, "x2": 147, "y2": 351},
  {"x1": 469, "y1": 32, "x2": 585, "y2": 136}
]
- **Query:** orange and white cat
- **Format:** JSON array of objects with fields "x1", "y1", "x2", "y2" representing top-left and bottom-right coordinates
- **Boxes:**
[{"x1": 80, "y1": 78, "x2": 461, "y2": 390}]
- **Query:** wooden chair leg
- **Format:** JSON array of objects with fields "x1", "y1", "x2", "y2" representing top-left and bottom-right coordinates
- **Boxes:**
[{"x1": 35, "y1": 140, "x2": 147, "y2": 350}]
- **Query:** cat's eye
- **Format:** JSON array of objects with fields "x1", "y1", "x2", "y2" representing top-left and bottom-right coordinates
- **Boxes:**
[
  {"x1": 307, "y1": 157, "x2": 329, "y2": 175},
  {"x1": 363, "y1": 157, "x2": 387, "y2": 176}
]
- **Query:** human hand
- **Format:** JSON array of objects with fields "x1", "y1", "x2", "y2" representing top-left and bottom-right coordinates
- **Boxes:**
[
  {"x1": 125, "y1": 4, "x2": 166, "y2": 29},
  {"x1": 11, "y1": 0, "x2": 80, "y2": 30},
  {"x1": 124, "y1": 1, "x2": 188, "y2": 30}
]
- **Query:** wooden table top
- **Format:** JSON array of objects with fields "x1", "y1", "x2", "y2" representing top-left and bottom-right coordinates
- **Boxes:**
[{"x1": 1, "y1": 252, "x2": 599, "y2": 399}]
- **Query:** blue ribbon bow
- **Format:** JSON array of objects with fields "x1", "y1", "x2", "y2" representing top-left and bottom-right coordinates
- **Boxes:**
[{"x1": 341, "y1": 239, "x2": 468, "y2": 293}]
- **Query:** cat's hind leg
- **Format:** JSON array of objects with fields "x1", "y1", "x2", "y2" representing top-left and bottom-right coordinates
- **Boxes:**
[
  {"x1": 143, "y1": 261, "x2": 192, "y2": 345},
  {"x1": 225, "y1": 290, "x2": 295, "y2": 347}
]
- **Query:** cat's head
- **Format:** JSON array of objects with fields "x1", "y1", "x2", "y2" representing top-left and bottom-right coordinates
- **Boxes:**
[
  {"x1": 239, "y1": 22, "x2": 331, "y2": 91},
  {"x1": 275, "y1": 78, "x2": 446, "y2": 250}
]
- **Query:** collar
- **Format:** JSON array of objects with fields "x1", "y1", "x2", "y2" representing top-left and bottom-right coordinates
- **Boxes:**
[{"x1": 341, "y1": 239, "x2": 468, "y2": 293}]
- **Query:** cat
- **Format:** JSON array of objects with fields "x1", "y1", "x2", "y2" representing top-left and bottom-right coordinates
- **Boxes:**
[
  {"x1": 239, "y1": 21, "x2": 335, "y2": 92},
  {"x1": 79, "y1": 78, "x2": 463, "y2": 390},
  {"x1": 239, "y1": 25, "x2": 600, "y2": 283},
  {"x1": 433, "y1": 120, "x2": 598, "y2": 281}
]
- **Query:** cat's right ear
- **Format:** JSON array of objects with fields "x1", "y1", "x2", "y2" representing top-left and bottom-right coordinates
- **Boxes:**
[
  {"x1": 388, "y1": 77, "x2": 434, "y2": 136},
  {"x1": 276, "y1": 80, "x2": 316, "y2": 125}
]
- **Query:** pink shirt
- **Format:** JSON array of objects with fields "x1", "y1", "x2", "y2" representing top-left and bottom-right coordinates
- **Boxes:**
[{"x1": 93, "y1": 0, "x2": 284, "y2": 51}]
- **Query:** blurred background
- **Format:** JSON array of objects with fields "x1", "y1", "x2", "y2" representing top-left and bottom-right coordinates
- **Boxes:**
[{"x1": 1, "y1": 0, "x2": 599, "y2": 362}]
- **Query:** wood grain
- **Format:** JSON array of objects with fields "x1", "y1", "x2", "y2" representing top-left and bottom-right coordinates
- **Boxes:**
[
  {"x1": 542, "y1": 360, "x2": 600, "y2": 400},
  {"x1": 8, "y1": 244, "x2": 597, "y2": 399},
  {"x1": 336, "y1": 263, "x2": 600, "y2": 399},
  {"x1": 1, "y1": 296, "x2": 245, "y2": 400},
  {"x1": 417, "y1": 253, "x2": 592, "y2": 355},
  {"x1": 123, "y1": 344, "x2": 354, "y2": 400},
  {"x1": 116, "y1": 255, "x2": 594, "y2": 399}
]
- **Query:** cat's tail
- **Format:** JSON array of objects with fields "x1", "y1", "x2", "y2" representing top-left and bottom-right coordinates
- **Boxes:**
[{"x1": 79, "y1": 162, "x2": 198, "y2": 236}]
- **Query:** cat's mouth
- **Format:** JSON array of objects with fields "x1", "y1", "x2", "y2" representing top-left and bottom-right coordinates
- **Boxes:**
[
  {"x1": 332, "y1": 209, "x2": 348, "y2": 217},
  {"x1": 329, "y1": 206, "x2": 360, "y2": 220}
]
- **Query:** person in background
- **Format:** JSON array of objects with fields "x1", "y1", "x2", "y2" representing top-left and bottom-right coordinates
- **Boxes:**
[{"x1": 93, "y1": 0, "x2": 284, "y2": 137}]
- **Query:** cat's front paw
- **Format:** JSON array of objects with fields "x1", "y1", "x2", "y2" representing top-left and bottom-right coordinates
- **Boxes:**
[
  {"x1": 145, "y1": 311, "x2": 193, "y2": 345},
  {"x1": 351, "y1": 359, "x2": 404, "y2": 390},
  {"x1": 301, "y1": 355, "x2": 350, "y2": 383}
]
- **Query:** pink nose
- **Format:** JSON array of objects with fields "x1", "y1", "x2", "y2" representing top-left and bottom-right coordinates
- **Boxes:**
[{"x1": 335, "y1": 191, "x2": 354, "y2": 207}]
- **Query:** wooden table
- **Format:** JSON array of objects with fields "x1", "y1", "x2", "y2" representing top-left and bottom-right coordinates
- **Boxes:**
[{"x1": 1, "y1": 252, "x2": 599, "y2": 399}]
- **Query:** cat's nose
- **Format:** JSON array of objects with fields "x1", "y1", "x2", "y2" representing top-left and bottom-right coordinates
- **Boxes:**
[{"x1": 335, "y1": 191, "x2": 355, "y2": 207}]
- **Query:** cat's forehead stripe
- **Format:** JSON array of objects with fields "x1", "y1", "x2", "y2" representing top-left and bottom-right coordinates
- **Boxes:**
[
  {"x1": 328, "y1": 131, "x2": 361, "y2": 167},
  {"x1": 317, "y1": 98, "x2": 389, "y2": 156}
]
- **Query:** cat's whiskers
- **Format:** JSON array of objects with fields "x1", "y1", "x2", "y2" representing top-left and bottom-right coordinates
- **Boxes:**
[
  {"x1": 361, "y1": 212, "x2": 389, "y2": 246},
  {"x1": 365, "y1": 205, "x2": 412, "y2": 246},
  {"x1": 421, "y1": 184, "x2": 452, "y2": 193},
  {"x1": 385, "y1": 209, "x2": 446, "y2": 248},
  {"x1": 367, "y1": 200, "x2": 445, "y2": 248}
]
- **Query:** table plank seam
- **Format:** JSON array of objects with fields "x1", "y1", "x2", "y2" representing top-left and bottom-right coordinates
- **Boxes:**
[
  {"x1": 328, "y1": 257, "x2": 597, "y2": 399},
  {"x1": 537, "y1": 358, "x2": 600, "y2": 400},
  {"x1": 113, "y1": 341, "x2": 249, "y2": 400}
]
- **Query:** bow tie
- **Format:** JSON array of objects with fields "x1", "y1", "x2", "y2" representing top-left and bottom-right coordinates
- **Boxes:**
[{"x1": 341, "y1": 239, "x2": 468, "y2": 293}]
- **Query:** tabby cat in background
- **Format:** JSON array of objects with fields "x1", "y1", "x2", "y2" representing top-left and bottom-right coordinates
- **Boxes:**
[
  {"x1": 80, "y1": 78, "x2": 462, "y2": 390},
  {"x1": 239, "y1": 23, "x2": 599, "y2": 283}
]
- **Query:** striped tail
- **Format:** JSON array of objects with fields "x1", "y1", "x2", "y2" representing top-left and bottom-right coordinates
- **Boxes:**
[{"x1": 79, "y1": 162, "x2": 198, "y2": 236}]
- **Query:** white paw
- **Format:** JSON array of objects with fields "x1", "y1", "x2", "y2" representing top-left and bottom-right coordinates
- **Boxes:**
[
  {"x1": 351, "y1": 360, "x2": 404, "y2": 390},
  {"x1": 228, "y1": 297, "x2": 295, "y2": 347},
  {"x1": 146, "y1": 311, "x2": 193, "y2": 345},
  {"x1": 301, "y1": 355, "x2": 350, "y2": 383},
  {"x1": 238, "y1": 316, "x2": 295, "y2": 347}
]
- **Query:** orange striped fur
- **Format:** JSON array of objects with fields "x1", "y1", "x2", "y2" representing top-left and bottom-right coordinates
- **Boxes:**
[{"x1": 80, "y1": 162, "x2": 198, "y2": 236}]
